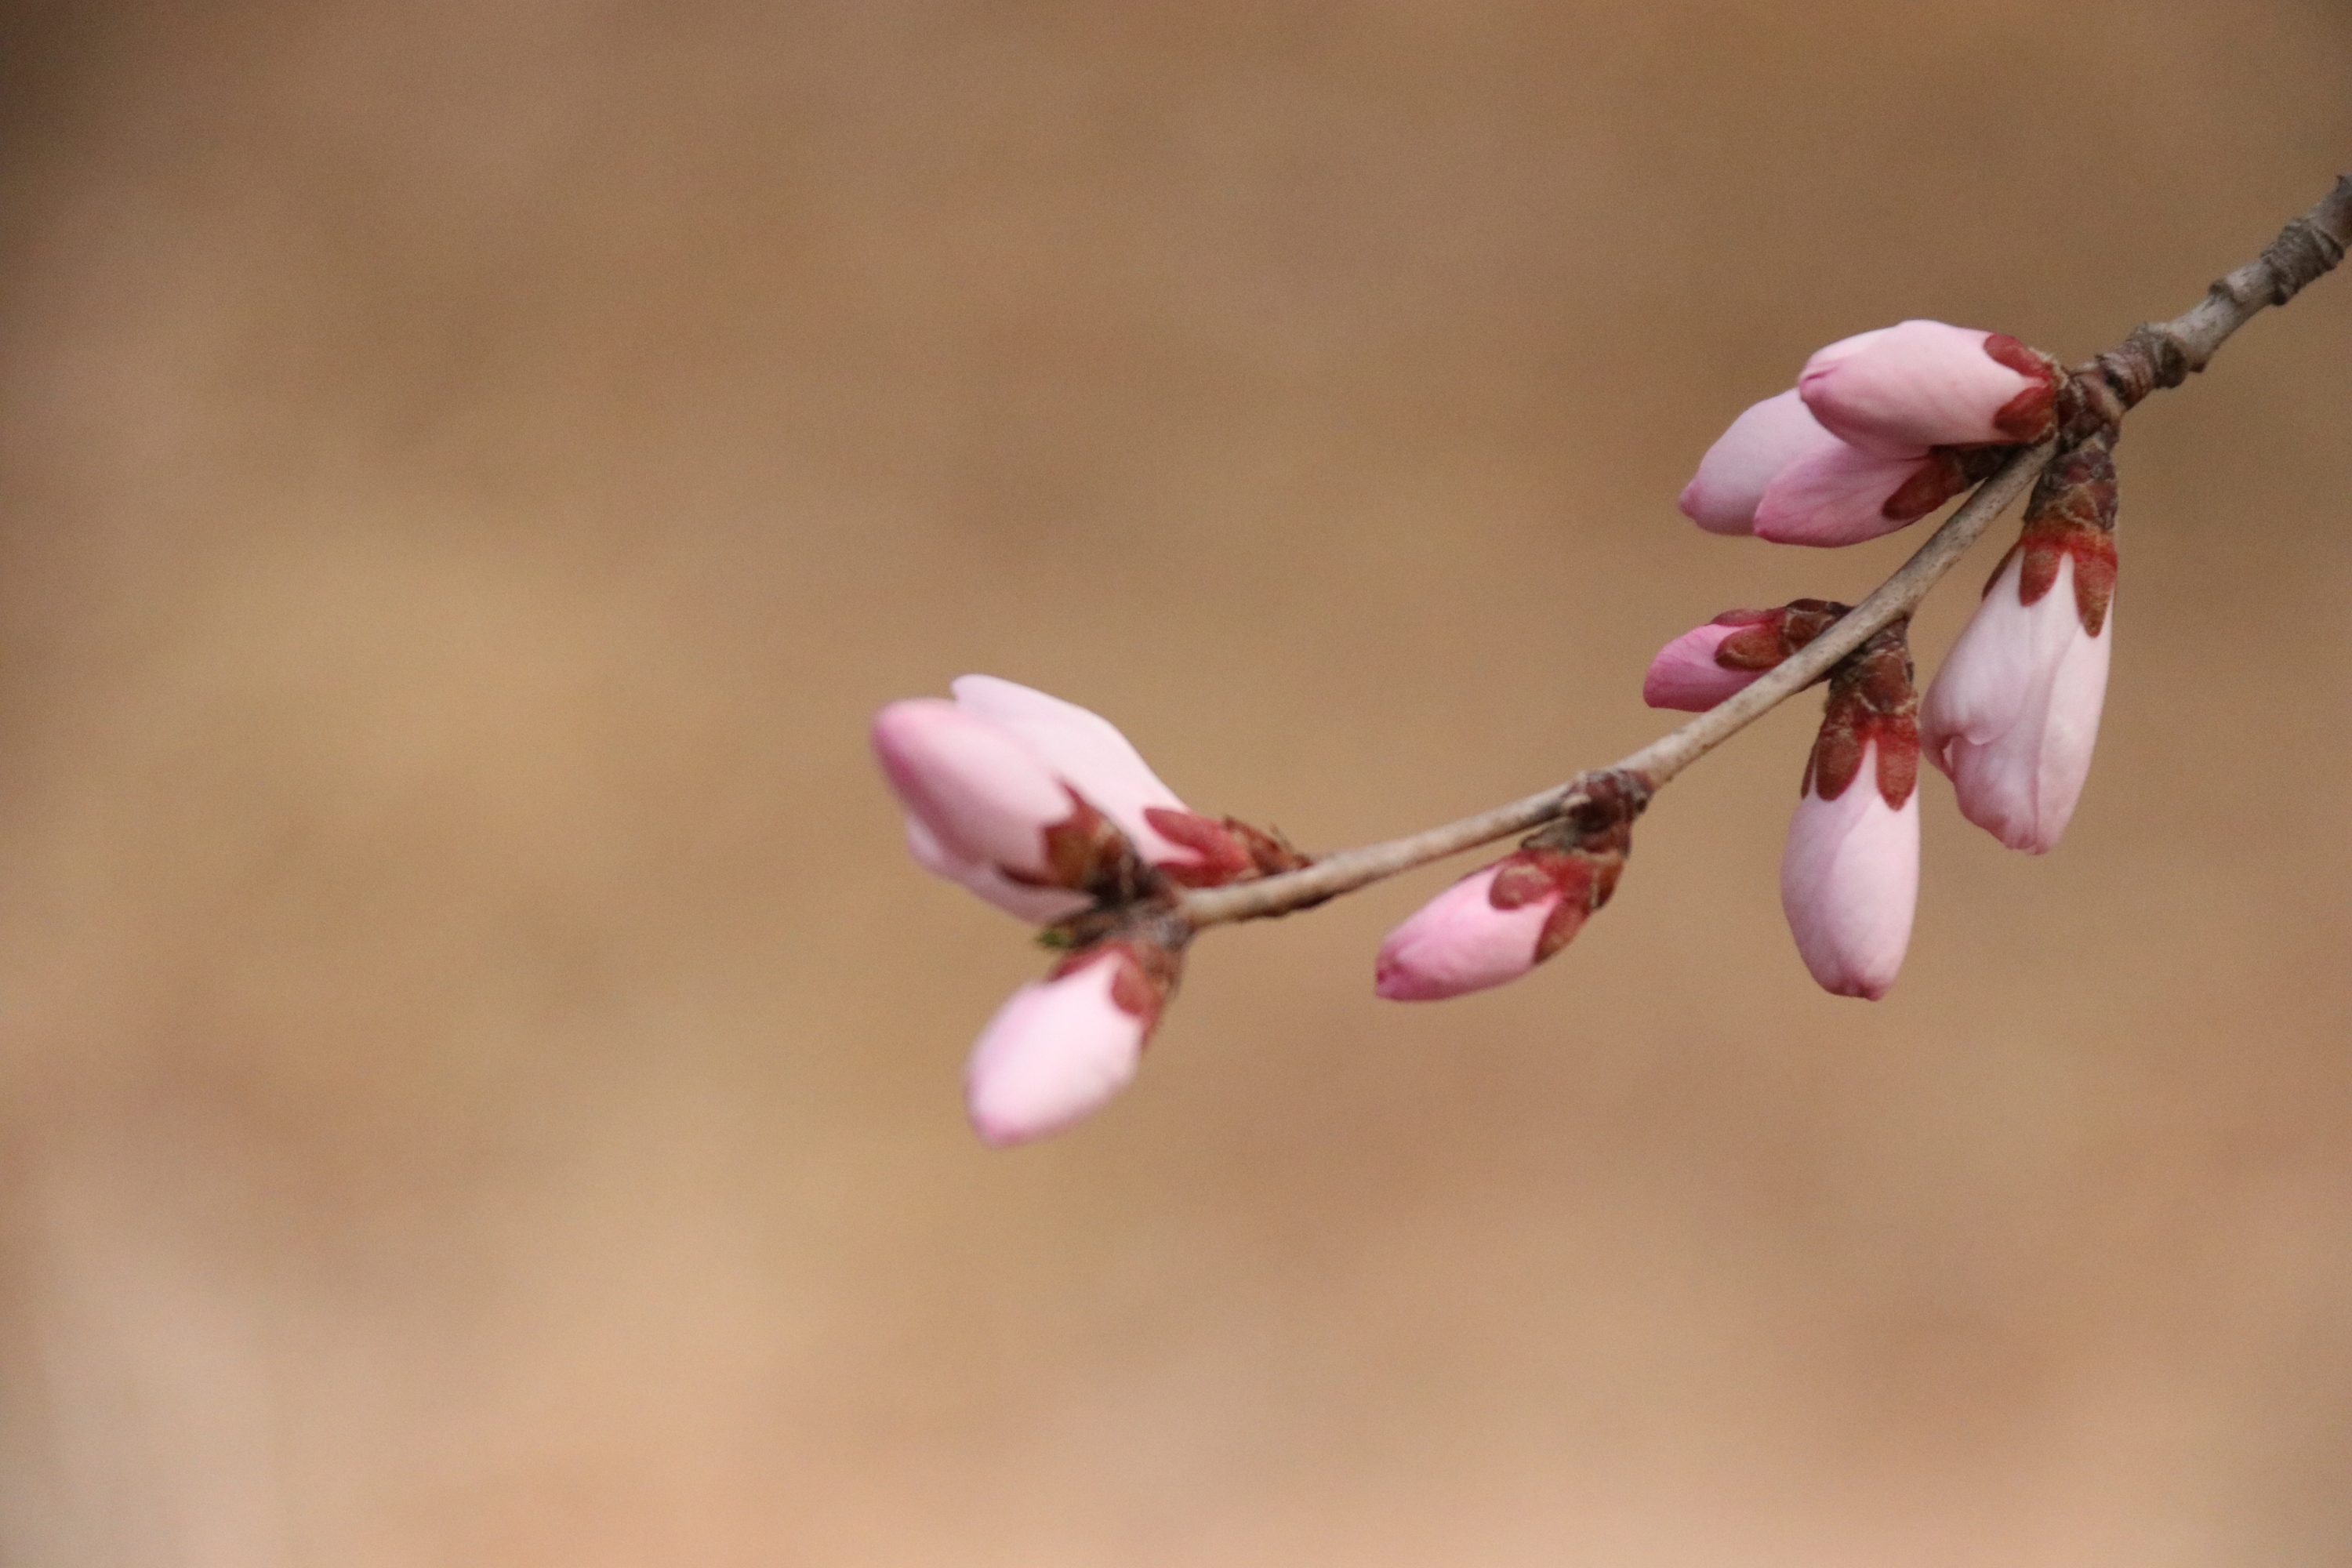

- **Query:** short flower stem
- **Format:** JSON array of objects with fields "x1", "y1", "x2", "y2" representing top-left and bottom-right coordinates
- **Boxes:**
[{"x1": 1178, "y1": 175, "x2": 2352, "y2": 933}]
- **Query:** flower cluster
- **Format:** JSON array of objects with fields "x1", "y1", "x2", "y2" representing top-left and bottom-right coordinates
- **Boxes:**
[
  {"x1": 874, "y1": 319, "x2": 2122, "y2": 1144},
  {"x1": 872, "y1": 677, "x2": 1303, "y2": 1144},
  {"x1": 1649, "y1": 321, "x2": 2117, "y2": 994}
]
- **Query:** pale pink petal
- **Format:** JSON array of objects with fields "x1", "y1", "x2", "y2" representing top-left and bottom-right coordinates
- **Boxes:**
[
  {"x1": 1753, "y1": 437, "x2": 1934, "y2": 546},
  {"x1": 1799, "y1": 320, "x2": 2042, "y2": 452},
  {"x1": 1679, "y1": 389, "x2": 1847, "y2": 535},
  {"x1": 903, "y1": 816, "x2": 1089, "y2": 924},
  {"x1": 1642, "y1": 622, "x2": 1759, "y2": 710},
  {"x1": 872, "y1": 699, "x2": 1069, "y2": 878},
  {"x1": 1922, "y1": 553, "x2": 2112, "y2": 853},
  {"x1": 1779, "y1": 742, "x2": 1919, "y2": 1000},
  {"x1": 949, "y1": 675, "x2": 1192, "y2": 866},
  {"x1": 964, "y1": 956, "x2": 1148, "y2": 1146},
  {"x1": 1374, "y1": 866, "x2": 1555, "y2": 1001}
]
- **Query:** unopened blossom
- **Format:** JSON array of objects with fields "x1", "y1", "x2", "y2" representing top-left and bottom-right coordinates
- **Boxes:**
[
  {"x1": 877, "y1": 701, "x2": 1102, "y2": 921},
  {"x1": 874, "y1": 676, "x2": 1287, "y2": 920},
  {"x1": 1752, "y1": 437, "x2": 1988, "y2": 547},
  {"x1": 965, "y1": 940, "x2": 1176, "y2": 1146},
  {"x1": 1781, "y1": 742, "x2": 1920, "y2": 1000},
  {"x1": 1779, "y1": 622, "x2": 1921, "y2": 1000},
  {"x1": 1374, "y1": 864, "x2": 1556, "y2": 1000},
  {"x1": 1922, "y1": 430, "x2": 2118, "y2": 854},
  {"x1": 1680, "y1": 390, "x2": 1848, "y2": 535},
  {"x1": 1679, "y1": 389, "x2": 1991, "y2": 548},
  {"x1": 1375, "y1": 773, "x2": 1643, "y2": 1001},
  {"x1": 1643, "y1": 600, "x2": 1846, "y2": 711},
  {"x1": 1799, "y1": 321, "x2": 2061, "y2": 453}
]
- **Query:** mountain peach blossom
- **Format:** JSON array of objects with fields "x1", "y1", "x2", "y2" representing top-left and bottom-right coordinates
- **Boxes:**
[
  {"x1": 1779, "y1": 622, "x2": 1921, "y2": 1000},
  {"x1": 1922, "y1": 554, "x2": 2111, "y2": 854},
  {"x1": 1642, "y1": 601, "x2": 1847, "y2": 711},
  {"x1": 1679, "y1": 388, "x2": 1983, "y2": 547},
  {"x1": 1798, "y1": 321, "x2": 2060, "y2": 453},
  {"x1": 1780, "y1": 741, "x2": 1920, "y2": 1000},
  {"x1": 964, "y1": 949, "x2": 1157, "y2": 1146},
  {"x1": 874, "y1": 676, "x2": 1272, "y2": 920},
  {"x1": 1374, "y1": 774, "x2": 1643, "y2": 1001},
  {"x1": 1373, "y1": 865, "x2": 1555, "y2": 1000}
]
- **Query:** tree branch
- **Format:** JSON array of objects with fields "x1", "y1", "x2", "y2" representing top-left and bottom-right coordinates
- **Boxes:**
[{"x1": 1178, "y1": 173, "x2": 2352, "y2": 932}]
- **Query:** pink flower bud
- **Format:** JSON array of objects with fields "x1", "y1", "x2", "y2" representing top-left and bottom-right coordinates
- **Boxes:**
[
  {"x1": 902, "y1": 815, "x2": 1089, "y2": 926},
  {"x1": 1680, "y1": 387, "x2": 1980, "y2": 548},
  {"x1": 873, "y1": 698, "x2": 1081, "y2": 886},
  {"x1": 964, "y1": 948, "x2": 1159, "y2": 1146},
  {"x1": 946, "y1": 676, "x2": 1192, "y2": 866},
  {"x1": 1780, "y1": 739, "x2": 1919, "y2": 1000},
  {"x1": 1752, "y1": 437, "x2": 1966, "y2": 547},
  {"x1": 1679, "y1": 389, "x2": 1846, "y2": 535},
  {"x1": 1642, "y1": 601, "x2": 1848, "y2": 711},
  {"x1": 1373, "y1": 865, "x2": 1555, "y2": 1000},
  {"x1": 1376, "y1": 775, "x2": 1642, "y2": 1001},
  {"x1": 1798, "y1": 321, "x2": 2060, "y2": 452},
  {"x1": 1642, "y1": 622, "x2": 1751, "y2": 710},
  {"x1": 1922, "y1": 550, "x2": 2113, "y2": 855},
  {"x1": 876, "y1": 676, "x2": 1266, "y2": 916}
]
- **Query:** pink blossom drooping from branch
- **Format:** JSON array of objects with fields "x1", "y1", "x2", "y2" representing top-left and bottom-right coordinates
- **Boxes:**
[
  {"x1": 1798, "y1": 321, "x2": 2061, "y2": 454},
  {"x1": 1375, "y1": 773, "x2": 1645, "y2": 1001},
  {"x1": 1642, "y1": 599, "x2": 1849, "y2": 711},
  {"x1": 1922, "y1": 430, "x2": 2118, "y2": 854},
  {"x1": 965, "y1": 940, "x2": 1176, "y2": 1146},
  {"x1": 1779, "y1": 622, "x2": 1921, "y2": 1000}
]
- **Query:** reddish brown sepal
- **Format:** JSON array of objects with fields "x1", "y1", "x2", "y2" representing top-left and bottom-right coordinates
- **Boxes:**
[
  {"x1": 1032, "y1": 789, "x2": 1156, "y2": 905},
  {"x1": 1804, "y1": 620, "x2": 1919, "y2": 809},
  {"x1": 1141, "y1": 808, "x2": 1254, "y2": 888},
  {"x1": 1142, "y1": 807, "x2": 1316, "y2": 889},
  {"x1": 1714, "y1": 598, "x2": 1850, "y2": 672},
  {"x1": 1492, "y1": 771, "x2": 1647, "y2": 962},
  {"x1": 1882, "y1": 449, "x2": 1972, "y2": 522},
  {"x1": 2009, "y1": 428, "x2": 2120, "y2": 636},
  {"x1": 1886, "y1": 441, "x2": 2020, "y2": 524},
  {"x1": 1982, "y1": 333, "x2": 2063, "y2": 443}
]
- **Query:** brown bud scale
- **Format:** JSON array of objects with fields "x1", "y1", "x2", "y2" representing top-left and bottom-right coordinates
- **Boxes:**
[
  {"x1": 1804, "y1": 619, "x2": 1919, "y2": 810},
  {"x1": 2012, "y1": 426, "x2": 2119, "y2": 637},
  {"x1": 1982, "y1": 333, "x2": 2063, "y2": 443},
  {"x1": 1714, "y1": 598, "x2": 1849, "y2": 673},
  {"x1": 1490, "y1": 769, "x2": 1648, "y2": 963},
  {"x1": 1032, "y1": 790, "x2": 1158, "y2": 905},
  {"x1": 1143, "y1": 808, "x2": 1316, "y2": 890}
]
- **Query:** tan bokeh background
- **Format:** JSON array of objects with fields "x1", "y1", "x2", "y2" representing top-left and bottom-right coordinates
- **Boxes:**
[{"x1": 0, "y1": 2, "x2": 2347, "y2": 1563}]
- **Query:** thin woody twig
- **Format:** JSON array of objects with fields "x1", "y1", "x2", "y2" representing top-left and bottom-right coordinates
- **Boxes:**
[{"x1": 1178, "y1": 174, "x2": 2352, "y2": 932}]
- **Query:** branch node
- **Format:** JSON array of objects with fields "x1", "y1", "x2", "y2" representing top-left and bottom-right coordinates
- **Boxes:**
[{"x1": 2256, "y1": 212, "x2": 2347, "y2": 307}]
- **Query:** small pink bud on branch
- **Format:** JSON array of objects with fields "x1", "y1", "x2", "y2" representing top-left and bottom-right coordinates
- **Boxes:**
[
  {"x1": 1922, "y1": 428, "x2": 2119, "y2": 854},
  {"x1": 965, "y1": 922, "x2": 1188, "y2": 1146},
  {"x1": 1799, "y1": 321, "x2": 2062, "y2": 451},
  {"x1": 1780, "y1": 620, "x2": 1921, "y2": 1000},
  {"x1": 1682, "y1": 322, "x2": 2060, "y2": 549},
  {"x1": 1643, "y1": 599, "x2": 1849, "y2": 711},
  {"x1": 1374, "y1": 771, "x2": 1646, "y2": 1000}
]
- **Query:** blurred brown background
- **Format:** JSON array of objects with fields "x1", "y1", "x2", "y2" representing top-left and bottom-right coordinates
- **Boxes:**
[{"x1": 0, "y1": 2, "x2": 2347, "y2": 1563}]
